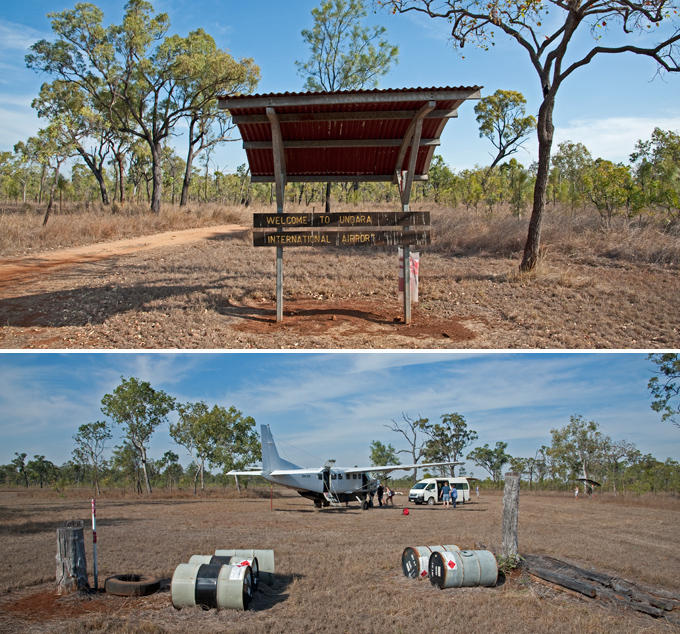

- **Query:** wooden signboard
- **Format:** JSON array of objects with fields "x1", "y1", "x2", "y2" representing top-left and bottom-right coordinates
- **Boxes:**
[
  {"x1": 253, "y1": 229, "x2": 431, "y2": 247},
  {"x1": 253, "y1": 211, "x2": 430, "y2": 228}
]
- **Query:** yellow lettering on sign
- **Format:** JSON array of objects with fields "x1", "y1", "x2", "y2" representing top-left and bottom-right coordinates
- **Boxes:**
[{"x1": 264, "y1": 215, "x2": 309, "y2": 226}]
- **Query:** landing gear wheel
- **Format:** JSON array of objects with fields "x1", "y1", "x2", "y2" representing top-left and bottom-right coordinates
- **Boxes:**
[{"x1": 105, "y1": 574, "x2": 160, "y2": 597}]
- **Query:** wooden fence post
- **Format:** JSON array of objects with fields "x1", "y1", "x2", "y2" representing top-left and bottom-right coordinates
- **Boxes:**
[
  {"x1": 502, "y1": 472, "x2": 520, "y2": 560},
  {"x1": 56, "y1": 520, "x2": 90, "y2": 595}
]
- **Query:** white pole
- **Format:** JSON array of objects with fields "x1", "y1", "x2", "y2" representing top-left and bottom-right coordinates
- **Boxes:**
[{"x1": 91, "y1": 499, "x2": 98, "y2": 590}]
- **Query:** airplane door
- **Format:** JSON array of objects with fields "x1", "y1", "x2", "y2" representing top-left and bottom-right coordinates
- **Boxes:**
[{"x1": 322, "y1": 468, "x2": 331, "y2": 493}]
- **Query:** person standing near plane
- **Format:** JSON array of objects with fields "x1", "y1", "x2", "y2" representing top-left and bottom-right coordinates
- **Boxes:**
[
  {"x1": 440, "y1": 482, "x2": 451, "y2": 508},
  {"x1": 377, "y1": 482, "x2": 384, "y2": 507}
]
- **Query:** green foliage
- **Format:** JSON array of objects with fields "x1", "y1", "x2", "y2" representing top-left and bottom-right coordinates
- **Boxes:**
[
  {"x1": 548, "y1": 415, "x2": 605, "y2": 483},
  {"x1": 100, "y1": 376, "x2": 175, "y2": 493},
  {"x1": 474, "y1": 90, "x2": 536, "y2": 172},
  {"x1": 631, "y1": 128, "x2": 680, "y2": 219},
  {"x1": 583, "y1": 159, "x2": 638, "y2": 227},
  {"x1": 421, "y1": 413, "x2": 478, "y2": 476},
  {"x1": 467, "y1": 441, "x2": 511, "y2": 482},
  {"x1": 72, "y1": 420, "x2": 112, "y2": 495},
  {"x1": 648, "y1": 353, "x2": 680, "y2": 427},
  {"x1": 297, "y1": 0, "x2": 398, "y2": 91},
  {"x1": 26, "y1": 0, "x2": 259, "y2": 213},
  {"x1": 369, "y1": 440, "x2": 400, "y2": 481}
]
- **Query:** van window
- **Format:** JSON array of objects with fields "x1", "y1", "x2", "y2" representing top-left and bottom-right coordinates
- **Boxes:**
[
  {"x1": 412, "y1": 482, "x2": 427, "y2": 490},
  {"x1": 426, "y1": 483, "x2": 435, "y2": 491}
]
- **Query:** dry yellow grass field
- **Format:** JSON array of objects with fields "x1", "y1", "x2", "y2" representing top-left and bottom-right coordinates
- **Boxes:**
[
  {"x1": 0, "y1": 488, "x2": 678, "y2": 633},
  {"x1": 0, "y1": 202, "x2": 678, "y2": 349}
]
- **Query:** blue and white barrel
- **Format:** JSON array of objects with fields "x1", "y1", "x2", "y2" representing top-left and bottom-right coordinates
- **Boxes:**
[
  {"x1": 428, "y1": 549, "x2": 498, "y2": 588},
  {"x1": 402, "y1": 545, "x2": 460, "y2": 579},
  {"x1": 171, "y1": 562, "x2": 253, "y2": 610}
]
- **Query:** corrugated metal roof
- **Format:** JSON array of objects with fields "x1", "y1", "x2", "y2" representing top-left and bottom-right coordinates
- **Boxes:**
[{"x1": 219, "y1": 86, "x2": 482, "y2": 183}]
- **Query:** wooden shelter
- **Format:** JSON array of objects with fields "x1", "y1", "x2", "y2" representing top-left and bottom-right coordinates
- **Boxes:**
[{"x1": 219, "y1": 86, "x2": 482, "y2": 323}]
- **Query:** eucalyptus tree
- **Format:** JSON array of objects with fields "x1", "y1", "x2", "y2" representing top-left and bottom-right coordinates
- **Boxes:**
[
  {"x1": 421, "y1": 413, "x2": 478, "y2": 477},
  {"x1": 630, "y1": 128, "x2": 680, "y2": 218},
  {"x1": 549, "y1": 415, "x2": 608, "y2": 488},
  {"x1": 73, "y1": 421, "x2": 112, "y2": 496},
  {"x1": 648, "y1": 353, "x2": 680, "y2": 427},
  {"x1": 32, "y1": 80, "x2": 115, "y2": 205},
  {"x1": 297, "y1": 0, "x2": 399, "y2": 211},
  {"x1": 474, "y1": 89, "x2": 536, "y2": 189},
  {"x1": 467, "y1": 441, "x2": 511, "y2": 483},
  {"x1": 27, "y1": 1, "x2": 259, "y2": 214},
  {"x1": 173, "y1": 29, "x2": 259, "y2": 206},
  {"x1": 369, "y1": 440, "x2": 401, "y2": 481},
  {"x1": 385, "y1": 413, "x2": 428, "y2": 483},
  {"x1": 551, "y1": 141, "x2": 593, "y2": 211},
  {"x1": 31, "y1": 125, "x2": 77, "y2": 226},
  {"x1": 380, "y1": 0, "x2": 680, "y2": 271},
  {"x1": 100, "y1": 376, "x2": 175, "y2": 494}
]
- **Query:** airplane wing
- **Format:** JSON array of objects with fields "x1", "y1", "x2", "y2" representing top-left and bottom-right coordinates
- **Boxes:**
[
  {"x1": 226, "y1": 468, "x2": 323, "y2": 476},
  {"x1": 344, "y1": 461, "x2": 462, "y2": 475}
]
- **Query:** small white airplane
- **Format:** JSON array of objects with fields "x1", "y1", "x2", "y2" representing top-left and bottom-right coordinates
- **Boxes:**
[{"x1": 227, "y1": 425, "x2": 461, "y2": 509}]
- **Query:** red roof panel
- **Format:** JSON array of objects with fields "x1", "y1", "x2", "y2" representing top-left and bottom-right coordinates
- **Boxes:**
[{"x1": 219, "y1": 86, "x2": 482, "y2": 182}]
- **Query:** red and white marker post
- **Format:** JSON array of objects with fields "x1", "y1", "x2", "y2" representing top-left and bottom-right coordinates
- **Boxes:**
[{"x1": 91, "y1": 499, "x2": 98, "y2": 590}]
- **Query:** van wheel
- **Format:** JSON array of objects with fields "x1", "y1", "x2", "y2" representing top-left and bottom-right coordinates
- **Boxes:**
[{"x1": 427, "y1": 497, "x2": 435, "y2": 505}]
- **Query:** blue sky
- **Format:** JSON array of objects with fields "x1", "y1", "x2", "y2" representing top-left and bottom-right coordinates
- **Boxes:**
[
  {"x1": 1, "y1": 0, "x2": 679, "y2": 173},
  {"x1": 1, "y1": 352, "x2": 677, "y2": 475}
]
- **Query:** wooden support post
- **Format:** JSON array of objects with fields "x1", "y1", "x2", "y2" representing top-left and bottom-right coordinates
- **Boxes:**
[
  {"x1": 267, "y1": 107, "x2": 286, "y2": 323},
  {"x1": 396, "y1": 102, "x2": 434, "y2": 325},
  {"x1": 56, "y1": 520, "x2": 90, "y2": 595},
  {"x1": 502, "y1": 472, "x2": 520, "y2": 560}
]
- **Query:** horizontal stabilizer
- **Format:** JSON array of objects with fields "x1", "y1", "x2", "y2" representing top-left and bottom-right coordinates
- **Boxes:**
[
  {"x1": 269, "y1": 468, "x2": 322, "y2": 476},
  {"x1": 226, "y1": 470, "x2": 263, "y2": 476}
]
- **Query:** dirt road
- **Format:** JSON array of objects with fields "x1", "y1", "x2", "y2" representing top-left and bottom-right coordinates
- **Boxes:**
[{"x1": 0, "y1": 224, "x2": 247, "y2": 295}]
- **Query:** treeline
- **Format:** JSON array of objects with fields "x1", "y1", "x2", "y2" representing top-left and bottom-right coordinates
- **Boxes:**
[
  {"x1": 3, "y1": 131, "x2": 679, "y2": 229},
  {"x1": 0, "y1": 376, "x2": 260, "y2": 496},
  {"x1": 371, "y1": 413, "x2": 679, "y2": 495}
]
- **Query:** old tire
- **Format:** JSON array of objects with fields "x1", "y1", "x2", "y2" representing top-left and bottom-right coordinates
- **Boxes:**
[{"x1": 105, "y1": 574, "x2": 160, "y2": 597}]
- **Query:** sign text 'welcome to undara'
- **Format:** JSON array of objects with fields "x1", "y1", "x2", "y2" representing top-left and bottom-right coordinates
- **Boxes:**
[{"x1": 252, "y1": 211, "x2": 431, "y2": 248}]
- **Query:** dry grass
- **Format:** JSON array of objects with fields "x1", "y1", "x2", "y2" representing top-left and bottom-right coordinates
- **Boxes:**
[
  {"x1": 0, "y1": 488, "x2": 678, "y2": 634},
  {"x1": 0, "y1": 202, "x2": 247, "y2": 257},
  {"x1": 0, "y1": 202, "x2": 678, "y2": 349}
]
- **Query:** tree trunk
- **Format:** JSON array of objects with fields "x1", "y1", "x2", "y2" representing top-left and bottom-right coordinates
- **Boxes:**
[
  {"x1": 116, "y1": 154, "x2": 126, "y2": 204},
  {"x1": 325, "y1": 182, "x2": 331, "y2": 213},
  {"x1": 78, "y1": 148, "x2": 109, "y2": 205},
  {"x1": 502, "y1": 472, "x2": 520, "y2": 559},
  {"x1": 56, "y1": 521, "x2": 89, "y2": 595},
  {"x1": 150, "y1": 141, "x2": 163, "y2": 214},
  {"x1": 180, "y1": 147, "x2": 195, "y2": 207},
  {"x1": 520, "y1": 96, "x2": 555, "y2": 271}
]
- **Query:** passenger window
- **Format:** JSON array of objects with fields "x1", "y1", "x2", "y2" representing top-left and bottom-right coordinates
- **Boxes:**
[{"x1": 338, "y1": 474, "x2": 343, "y2": 480}]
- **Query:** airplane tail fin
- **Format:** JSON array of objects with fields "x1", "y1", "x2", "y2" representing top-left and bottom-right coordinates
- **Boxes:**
[{"x1": 260, "y1": 425, "x2": 301, "y2": 473}]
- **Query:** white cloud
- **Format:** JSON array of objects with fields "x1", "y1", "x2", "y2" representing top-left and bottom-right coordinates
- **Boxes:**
[
  {"x1": 0, "y1": 106, "x2": 40, "y2": 151},
  {"x1": 553, "y1": 116, "x2": 680, "y2": 163},
  {"x1": 0, "y1": 20, "x2": 50, "y2": 51}
]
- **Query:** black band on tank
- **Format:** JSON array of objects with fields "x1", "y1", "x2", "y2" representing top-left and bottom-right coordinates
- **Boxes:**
[
  {"x1": 195, "y1": 563, "x2": 221, "y2": 608},
  {"x1": 210, "y1": 555, "x2": 232, "y2": 566}
]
